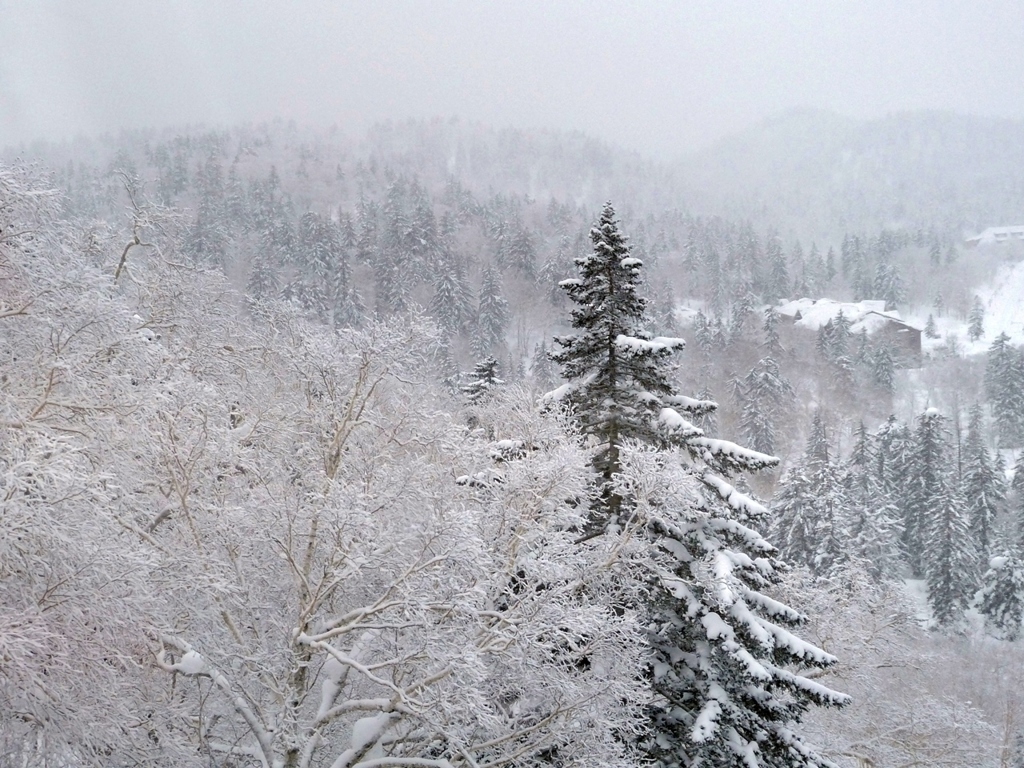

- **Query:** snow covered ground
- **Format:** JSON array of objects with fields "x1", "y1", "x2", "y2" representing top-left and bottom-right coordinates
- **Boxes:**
[
  {"x1": 907, "y1": 258, "x2": 1024, "y2": 357},
  {"x1": 904, "y1": 578, "x2": 932, "y2": 626},
  {"x1": 674, "y1": 256, "x2": 1024, "y2": 362}
]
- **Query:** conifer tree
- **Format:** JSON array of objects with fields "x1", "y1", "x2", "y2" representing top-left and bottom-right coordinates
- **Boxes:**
[
  {"x1": 734, "y1": 309, "x2": 794, "y2": 455},
  {"x1": 711, "y1": 315, "x2": 729, "y2": 350},
  {"x1": 296, "y1": 211, "x2": 345, "y2": 320},
  {"x1": 926, "y1": 478, "x2": 976, "y2": 627},
  {"x1": 824, "y1": 245, "x2": 837, "y2": 283},
  {"x1": 790, "y1": 240, "x2": 809, "y2": 296},
  {"x1": 816, "y1": 311, "x2": 856, "y2": 390},
  {"x1": 906, "y1": 409, "x2": 976, "y2": 625},
  {"x1": 728, "y1": 292, "x2": 755, "y2": 345},
  {"x1": 429, "y1": 255, "x2": 475, "y2": 336},
  {"x1": 549, "y1": 203, "x2": 846, "y2": 767},
  {"x1": 929, "y1": 235, "x2": 942, "y2": 267},
  {"x1": 1011, "y1": 452, "x2": 1024, "y2": 550},
  {"x1": 504, "y1": 351, "x2": 524, "y2": 383},
  {"x1": 832, "y1": 310, "x2": 854, "y2": 356},
  {"x1": 184, "y1": 209, "x2": 230, "y2": 270},
  {"x1": 381, "y1": 177, "x2": 412, "y2": 266},
  {"x1": 473, "y1": 265, "x2": 510, "y2": 358},
  {"x1": 853, "y1": 328, "x2": 870, "y2": 367},
  {"x1": 735, "y1": 356, "x2": 793, "y2": 455},
  {"x1": 986, "y1": 333, "x2": 1024, "y2": 447},
  {"x1": 693, "y1": 310, "x2": 715, "y2": 359},
  {"x1": 223, "y1": 160, "x2": 248, "y2": 228},
  {"x1": 875, "y1": 416, "x2": 914, "y2": 544},
  {"x1": 962, "y1": 404, "x2": 1003, "y2": 567},
  {"x1": 246, "y1": 171, "x2": 295, "y2": 302},
  {"x1": 771, "y1": 411, "x2": 849, "y2": 576},
  {"x1": 968, "y1": 296, "x2": 986, "y2": 342},
  {"x1": 840, "y1": 233, "x2": 854, "y2": 277},
  {"x1": 905, "y1": 409, "x2": 953, "y2": 577},
  {"x1": 815, "y1": 322, "x2": 833, "y2": 360},
  {"x1": 816, "y1": 311, "x2": 853, "y2": 364},
  {"x1": 542, "y1": 234, "x2": 577, "y2": 305},
  {"x1": 737, "y1": 223, "x2": 764, "y2": 288},
  {"x1": 976, "y1": 555, "x2": 1024, "y2": 640},
  {"x1": 247, "y1": 241, "x2": 281, "y2": 301},
  {"x1": 873, "y1": 262, "x2": 906, "y2": 311},
  {"x1": 504, "y1": 223, "x2": 537, "y2": 277},
  {"x1": 652, "y1": 284, "x2": 680, "y2": 336},
  {"x1": 762, "y1": 305, "x2": 784, "y2": 356},
  {"x1": 328, "y1": 220, "x2": 365, "y2": 328},
  {"x1": 461, "y1": 356, "x2": 504, "y2": 404},
  {"x1": 806, "y1": 242, "x2": 825, "y2": 294},
  {"x1": 995, "y1": 448, "x2": 1008, "y2": 486},
  {"x1": 184, "y1": 154, "x2": 229, "y2": 268},
  {"x1": 529, "y1": 341, "x2": 557, "y2": 391},
  {"x1": 373, "y1": 253, "x2": 413, "y2": 316},
  {"x1": 701, "y1": 243, "x2": 725, "y2": 316},
  {"x1": 693, "y1": 384, "x2": 718, "y2": 438},
  {"x1": 408, "y1": 180, "x2": 443, "y2": 274},
  {"x1": 354, "y1": 195, "x2": 380, "y2": 264},
  {"x1": 549, "y1": 203, "x2": 688, "y2": 510},
  {"x1": 1010, "y1": 730, "x2": 1024, "y2": 768},
  {"x1": 770, "y1": 466, "x2": 818, "y2": 571},
  {"x1": 844, "y1": 422, "x2": 903, "y2": 580},
  {"x1": 845, "y1": 235, "x2": 872, "y2": 301},
  {"x1": 924, "y1": 313, "x2": 940, "y2": 339},
  {"x1": 870, "y1": 342, "x2": 897, "y2": 394},
  {"x1": 332, "y1": 283, "x2": 365, "y2": 329},
  {"x1": 764, "y1": 231, "x2": 789, "y2": 304}
]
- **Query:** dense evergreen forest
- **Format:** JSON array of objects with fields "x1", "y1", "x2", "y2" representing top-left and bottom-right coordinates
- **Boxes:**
[{"x1": 5, "y1": 112, "x2": 1024, "y2": 766}]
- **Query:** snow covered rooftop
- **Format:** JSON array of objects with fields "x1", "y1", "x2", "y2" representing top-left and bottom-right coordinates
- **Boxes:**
[
  {"x1": 965, "y1": 226, "x2": 1024, "y2": 246},
  {"x1": 776, "y1": 298, "x2": 918, "y2": 334}
]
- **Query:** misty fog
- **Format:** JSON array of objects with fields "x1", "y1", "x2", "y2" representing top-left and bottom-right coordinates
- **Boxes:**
[
  {"x1": 4, "y1": 1, "x2": 1024, "y2": 156},
  {"x1": 4, "y1": 3, "x2": 1024, "y2": 767}
]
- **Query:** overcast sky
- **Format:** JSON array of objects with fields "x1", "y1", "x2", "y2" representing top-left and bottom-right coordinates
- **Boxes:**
[{"x1": 2, "y1": 0, "x2": 1023, "y2": 158}]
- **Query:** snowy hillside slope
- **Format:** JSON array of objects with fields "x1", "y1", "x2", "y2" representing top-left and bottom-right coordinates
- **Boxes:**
[
  {"x1": 975, "y1": 259, "x2": 1024, "y2": 346},
  {"x1": 676, "y1": 109, "x2": 1024, "y2": 238},
  {"x1": 905, "y1": 257, "x2": 1024, "y2": 356}
]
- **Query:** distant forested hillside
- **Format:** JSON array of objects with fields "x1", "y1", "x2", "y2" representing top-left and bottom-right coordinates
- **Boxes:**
[
  {"x1": 676, "y1": 108, "x2": 1024, "y2": 238},
  {"x1": 5, "y1": 114, "x2": 1014, "y2": 462}
]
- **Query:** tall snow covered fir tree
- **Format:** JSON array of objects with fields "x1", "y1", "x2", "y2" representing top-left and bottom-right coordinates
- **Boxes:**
[
  {"x1": 962, "y1": 404, "x2": 1003, "y2": 566},
  {"x1": 473, "y1": 264, "x2": 510, "y2": 358},
  {"x1": 771, "y1": 411, "x2": 850, "y2": 577},
  {"x1": 908, "y1": 409, "x2": 976, "y2": 626},
  {"x1": 903, "y1": 408, "x2": 949, "y2": 577},
  {"x1": 461, "y1": 356, "x2": 504, "y2": 404},
  {"x1": 548, "y1": 203, "x2": 688, "y2": 523},
  {"x1": 843, "y1": 422, "x2": 903, "y2": 581},
  {"x1": 986, "y1": 332, "x2": 1024, "y2": 447},
  {"x1": 874, "y1": 416, "x2": 914, "y2": 542},
  {"x1": 967, "y1": 295, "x2": 985, "y2": 342},
  {"x1": 977, "y1": 555, "x2": 1024, "y2": 641},
  {"x1": 1011, "y1": 730, "x2": 1024, "y2": 768},
  {"x1": 548, "y1": 203, "x2": 848, "y2": 768},
  {"x1": 430, "y1": 253, "x2": 475, "y2": 335},
  {"x1": 733, "y1": 308, "x2": 794, "y2": 455}
]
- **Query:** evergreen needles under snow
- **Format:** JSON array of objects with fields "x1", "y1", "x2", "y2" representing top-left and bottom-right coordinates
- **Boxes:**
[{"x1": 548, "y1": 203, "x2": 847, "y2": 768}]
